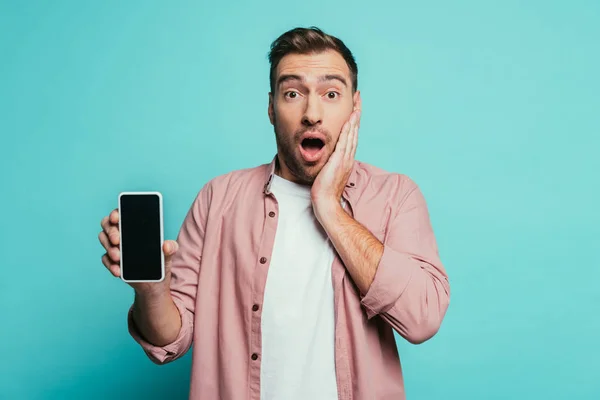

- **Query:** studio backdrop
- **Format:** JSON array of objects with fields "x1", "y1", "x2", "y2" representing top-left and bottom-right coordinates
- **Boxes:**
[{"x1": 1, "y1": 1, "x2": 598, "y2": 399}]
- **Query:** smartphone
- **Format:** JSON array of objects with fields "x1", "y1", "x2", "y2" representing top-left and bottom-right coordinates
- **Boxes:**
[{"x1": 118, "y1": 191, "x2": 165, "y2": 282}]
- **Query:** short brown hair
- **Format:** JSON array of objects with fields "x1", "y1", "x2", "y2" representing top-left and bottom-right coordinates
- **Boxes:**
[{"x1": 268, "y1": 26, "x2": 358, "y2": 93}]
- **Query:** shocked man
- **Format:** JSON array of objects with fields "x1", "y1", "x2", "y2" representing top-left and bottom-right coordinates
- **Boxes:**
[{"x1": 99, "y1": 26, "x2": 450, "y2": 400}]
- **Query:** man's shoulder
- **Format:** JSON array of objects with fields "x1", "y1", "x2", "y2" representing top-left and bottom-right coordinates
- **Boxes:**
[
  {"x1": 355, "y1": 160, "x2": 418, "y2": 192},
  {"x1": 199, "y1": 161, "x2": 268, "y2": 196}
]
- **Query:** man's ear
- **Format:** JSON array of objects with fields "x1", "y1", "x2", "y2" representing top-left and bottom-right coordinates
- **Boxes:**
[
  {"x1": 268, "y1": 93, "x2": 275, "y2": 125},
  {"x1": 353, "y1": 90, "x2": 362, "y2": 112}
]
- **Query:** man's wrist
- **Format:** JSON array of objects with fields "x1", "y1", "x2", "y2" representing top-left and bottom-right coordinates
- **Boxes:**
[
  {"x1": 134, "y1": 287, "x2": 171, "y2": 308},
  {"x1": 314, "y1": 197, "x2": 344, "y2": 228}
]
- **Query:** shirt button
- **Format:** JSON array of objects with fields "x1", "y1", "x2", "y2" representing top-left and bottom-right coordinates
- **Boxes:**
[
  {"x1": 252, "y1": 304, "x2": 259, "y2": 311},
  {"x1": 269, "y1": 211, "x2": 275, "y2": 217},
  {"x1": 260, "y1": 257, "x2": 267, "y2": 264},
  {"x1": 251, "y1": 353, "x2": 259, "y2": 360}
]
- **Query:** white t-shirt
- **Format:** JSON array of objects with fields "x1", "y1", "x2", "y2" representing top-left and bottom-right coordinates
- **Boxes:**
[{"x1": 260, "y1": 174, "x2": 340, "y2": 400}]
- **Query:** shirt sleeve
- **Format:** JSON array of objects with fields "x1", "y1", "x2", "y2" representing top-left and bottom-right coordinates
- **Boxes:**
[
  {"x1": 127, "y1": 182, "x2": 211, "y2": 364},
  {"x1": 360, "y1": 176, "x2": 450, "y2": 344}
]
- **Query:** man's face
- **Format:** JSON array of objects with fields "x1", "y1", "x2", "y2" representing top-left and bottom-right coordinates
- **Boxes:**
[{"x1": 268, "y1": 50, "x2": 360, "y2": 185}]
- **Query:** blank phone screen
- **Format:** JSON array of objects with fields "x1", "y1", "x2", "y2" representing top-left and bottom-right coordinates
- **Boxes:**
[{"x1": 119, "y1": 193, "x2": 162, "y2": 281}]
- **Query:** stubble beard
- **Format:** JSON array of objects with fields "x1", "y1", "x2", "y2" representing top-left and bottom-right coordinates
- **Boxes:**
[{"x1": 273, "y1": 113, "x2": 329, "y2": 186}]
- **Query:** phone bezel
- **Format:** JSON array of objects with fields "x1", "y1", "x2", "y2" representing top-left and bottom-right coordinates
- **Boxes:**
[{"x1": 117, "y1": 191, "x2": 165, "y2": 283}]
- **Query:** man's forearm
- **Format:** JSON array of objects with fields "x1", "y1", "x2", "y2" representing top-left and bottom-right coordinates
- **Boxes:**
[
  {"x1": 314, "y1": 199, "x2": 384, "y2": 295},
  {"x1": 131, "y1": 290, "x2": 182, "y2": 347}
]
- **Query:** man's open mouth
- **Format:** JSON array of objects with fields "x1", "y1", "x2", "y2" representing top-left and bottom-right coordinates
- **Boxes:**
[
  {"x1": 299, "y1": 136, "x2": 326, "y2": 162},
  {"x1": 301, "y1": 137, "x2": 325, "y2": 152}
]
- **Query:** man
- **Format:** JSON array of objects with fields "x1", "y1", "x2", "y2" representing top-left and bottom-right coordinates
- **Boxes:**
[{"x1": 99, "y1": 26, "x2": 450, "y2": 400}]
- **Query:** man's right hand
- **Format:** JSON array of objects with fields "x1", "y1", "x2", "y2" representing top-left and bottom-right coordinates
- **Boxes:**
[{"x1": 99, "y1": 208, "x2": 179, "y2": 296}]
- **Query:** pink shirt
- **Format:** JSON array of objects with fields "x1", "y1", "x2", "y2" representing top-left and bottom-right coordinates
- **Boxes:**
[{"x1": 127, "y1": 155, "x2": 450, "y2": 399}]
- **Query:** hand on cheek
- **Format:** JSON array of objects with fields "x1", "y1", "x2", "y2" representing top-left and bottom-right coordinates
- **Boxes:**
[{"x1": 311, "y1": 91, "x2": 362, "y2": 211}]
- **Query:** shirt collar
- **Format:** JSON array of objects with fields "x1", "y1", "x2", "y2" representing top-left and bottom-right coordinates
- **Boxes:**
[{"x1": 263, "y1": 154, "x2": 359, "y2": 202}]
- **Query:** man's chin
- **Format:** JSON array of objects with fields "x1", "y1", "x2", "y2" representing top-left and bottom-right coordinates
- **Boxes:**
[{"x1": 289, "y1": 157, "x2": 323, "y2": 184}]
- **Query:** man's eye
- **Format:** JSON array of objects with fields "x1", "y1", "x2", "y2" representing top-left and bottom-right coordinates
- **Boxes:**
[
  {"x1": 327, "y1": 92, "x2": 339, "y2": 99},
  {"x1": 285, "y1": 91, "x2": 298, "y2": 99}
]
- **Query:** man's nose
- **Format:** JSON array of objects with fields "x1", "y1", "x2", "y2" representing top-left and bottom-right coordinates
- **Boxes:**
[{"x1": 302, "y1": 95, "x2": 323, "y2": 126}]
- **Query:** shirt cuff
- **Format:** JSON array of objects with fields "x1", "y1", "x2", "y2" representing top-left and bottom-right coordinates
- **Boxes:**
[
  {"x1": 360, "y1": 244, "x2": 417, "y2": 320},
  {"x1": 127, "y1": 297, "x2": 194, "y2": 364}
]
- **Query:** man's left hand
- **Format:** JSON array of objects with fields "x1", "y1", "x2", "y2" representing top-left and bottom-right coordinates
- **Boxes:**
[{"x1": 311, "y1": 99, "x2": 361, "y2": 219}]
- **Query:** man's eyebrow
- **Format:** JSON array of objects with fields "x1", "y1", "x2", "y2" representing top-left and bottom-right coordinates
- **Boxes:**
[
  {"x1": 277, "y1": 74, "x2": 303, "y2": 87},
  {"x1": 277, "y1": 74, "x2": 348, "y2": 88},
  {"x1": 319, "y1": 74, "x2": 348, "y2": 87}
]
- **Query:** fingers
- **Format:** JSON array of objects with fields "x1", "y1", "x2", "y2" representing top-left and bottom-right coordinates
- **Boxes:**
[
  {"x1": 98, "y1": 231, "x2": 120, "y2": 262},
  {"x1": 109, "y1": 208, "x2": 119, "y2": 224},
  {"x1": 102, "y1": 253, "x2": 121, "y2": 277},
  {"x1": 344, "y1": 114, "x2": 354, "y2": 156},
  {"x1": 98, "y1": 230, "x2": 110, "y2": 251},
  {"x1": 354, "y1": 91, "x2": 362, "y2": 112},
  {"x1": 352, "y1": 112, "x2": 359, "y2": 158},
  {"x1": 100, "y1": 213, "x2": 120, "y2": 246},
  {"x1": 336, "y1": 114, "x2": 352, "y2": 152},
  {"x1": 99, "y1": 210, "x2": 121, "y2": 274},
  {"x1": 353, "y1": 91, "x2": 362, "y2": 129},
  {"x1": 167, "y1": 240, "x2": 176, "y2": 253},
  {"x1": 163, "y1": 240, "x2": 179, "y2": 257},
  {"x1": 351, "y1": 110, "x2": 360, "y2": 157},
  {"x1": 100, "y1": 209, "x2": 119, "y2": 230},
  {"x1": 344, "y1": 111, "x2": 359, "y2": 161}
]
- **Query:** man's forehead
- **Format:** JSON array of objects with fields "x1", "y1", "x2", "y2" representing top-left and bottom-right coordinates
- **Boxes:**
[{"x1": 276, "y1": 51, "x2": 350, "y2": 81}]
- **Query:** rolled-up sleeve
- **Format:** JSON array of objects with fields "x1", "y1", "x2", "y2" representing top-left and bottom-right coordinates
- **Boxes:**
[
  {"x1": 360, "y1": 178, "x2": 450, "y2": 344},
  {"x1": 127, "y1": 182, "x2": 211, "y2": 364}
]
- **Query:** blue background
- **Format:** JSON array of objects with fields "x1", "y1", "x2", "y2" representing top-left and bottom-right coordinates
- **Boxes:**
[{"x1": 1, "y1": 1, "x2": 599, "y2": 399}]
